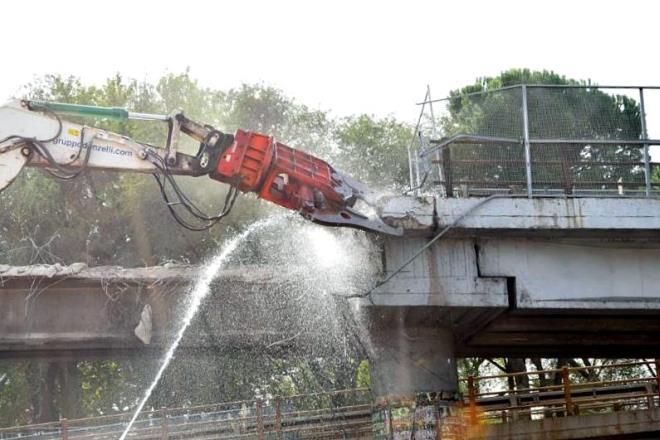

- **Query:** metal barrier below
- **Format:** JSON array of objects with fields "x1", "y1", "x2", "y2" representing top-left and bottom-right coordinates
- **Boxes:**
[
  {"x1": 4, "y1": 361, "x2": 660, "y2": 439},
  {"x1": 463, "y1": 360, "x2": 660, "y2": 427},
  {"x1": 0, "y1": 389, "x2": 372, "y2": 440}
]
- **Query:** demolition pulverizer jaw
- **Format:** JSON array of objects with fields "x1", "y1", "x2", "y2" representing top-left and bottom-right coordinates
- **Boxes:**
[
  {"x1": 308, "y1": 208, "x2": 403, "y2": 236},
  {"x1": 304, "y1": 170, "x2": 403, "y2": 236}
]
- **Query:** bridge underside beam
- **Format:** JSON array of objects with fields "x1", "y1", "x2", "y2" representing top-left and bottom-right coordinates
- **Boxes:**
[
  {"x1": 457, "y1": 310, "x2": 660, "y2": 357},
  {"x1": 0, "y1": 264, "x2": 323, "y2": 359},
  {"x1": 3, "y1": 264, "x2": 660, "y2": 358}
]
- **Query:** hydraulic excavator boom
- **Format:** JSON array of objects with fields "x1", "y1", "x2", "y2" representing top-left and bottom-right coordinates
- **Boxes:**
[{"x1": 0, "y1": 100, "x2": 401, "y2": 235}]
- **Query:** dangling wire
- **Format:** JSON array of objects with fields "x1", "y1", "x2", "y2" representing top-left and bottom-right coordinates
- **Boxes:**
[
  {"x1": 148, "y1": 149, "x2": 240, "y2": 231},
  {"x1": 336, "y1": 194, "x2": 502, "y2": 300}
]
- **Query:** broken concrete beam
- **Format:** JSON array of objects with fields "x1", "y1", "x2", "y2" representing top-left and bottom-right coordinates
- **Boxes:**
[
  {"x1": 0, "y1": 263, "x2": 283, "y2": 285},
  {"x1": 379, "y1": 196, "x2": 435, "y2": 233}
]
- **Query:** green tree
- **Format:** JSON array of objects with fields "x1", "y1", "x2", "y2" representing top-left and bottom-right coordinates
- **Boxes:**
[
  {"x1": 0, "y1": 362, "x2": 31, "y2": 425},
  {"x1": 334, "y1": 114, "x2": 412, "y2": 189}
]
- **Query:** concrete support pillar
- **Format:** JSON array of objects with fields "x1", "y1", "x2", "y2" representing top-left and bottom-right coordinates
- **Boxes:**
[
  {"x1": 368, "y1": 309, "x2": 463, "y2": 439},
  {"x1": 58, "y1": 361, "x2": 83, "y2": 420},
  {"x1": 28, "y1": 360, "x2": 58, "y2": 423}
]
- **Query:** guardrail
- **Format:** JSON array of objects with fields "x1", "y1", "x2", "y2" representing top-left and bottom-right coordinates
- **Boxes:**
[
  {"x1": 0, "y1": 388, "x2": 372, "y2": 440},
  {"x1": 412, "y1": 85, "x2": 660, "y2": 198},
  {"x1": 4, "y1": 361, "x2": 660, "y2": 439},
  {"x1": 462, "y1": 360, "x2": 660, "y2": 426}
]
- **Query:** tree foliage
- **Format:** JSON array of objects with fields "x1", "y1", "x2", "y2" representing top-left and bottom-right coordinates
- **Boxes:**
[{"x1": 334, "y1": 115, "x2": 411, "y2": 189}]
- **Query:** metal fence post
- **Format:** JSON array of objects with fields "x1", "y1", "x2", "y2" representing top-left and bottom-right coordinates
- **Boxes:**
[
  {"x1": 427, "y1": 85, "x2": 438, "y2": 138},
  {"x1": 644, "y1": 383, "x2": 655, "y2": 410},
  {"x1": 275, "y1": 396, "x2": 282, "y2": 439},
  {"x1": 427, "y1": 85, "x2": 447, "y2": 198},
  {"x1": 655, "y1": 359, "x2": 660, "y2": 399},
  {"x1": 408, "y1": 88, "x2": 430, "y2": 195},
  {"x1": 407, "y1": 144, "x2": 417, "y2": 195},
  {"x1": 256, "y1": 398, "x2": 264, "y2": 440},
  {"x1": 509, "y1": 395, "x2": 519, "y2": 421},
  {"x1": 60, "y1": 418, "x2": 69, "y2": 440},
  {"x1": 442, "y1": 146, "x2": 454, "y2": 197},
  {"x1": 640, "y1": 87, "x2": 651, "y2": 197},
  {"x1": 160, "y1": 407, "x2": 169, "y2": 440},
  {"x1": 562, "y1": 367, "x2": 574, "y2": 416},
  {"x1": 467, "y1": 376, "x2": 478, "y2": 426},
  {"x1": 522, "y1": 85, "x2": 533, "y2": 197}
]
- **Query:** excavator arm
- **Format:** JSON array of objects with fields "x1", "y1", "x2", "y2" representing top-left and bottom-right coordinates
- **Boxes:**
[{"x1": 0, "y1": 100, "x2": 402, "y2": 235}]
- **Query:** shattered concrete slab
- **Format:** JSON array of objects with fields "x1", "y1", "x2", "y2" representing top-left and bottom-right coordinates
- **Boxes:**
[
  {"x1": 0, "y1": 262, "x2": 89, "y2": 278},
  {"x1": 0, "y1": 262, "x2": 194, "y2": 281},
  {"x1": 379, "y1": 196, "x2": 435, "y2": 233},
  {"x1": 0, "y1": 263, "x2": 283, "y2": 284}
]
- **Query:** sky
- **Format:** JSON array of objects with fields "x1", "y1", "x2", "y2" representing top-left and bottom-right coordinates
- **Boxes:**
[{"x1": 3, "y1": 0, "x2": 660, "y2": 128}]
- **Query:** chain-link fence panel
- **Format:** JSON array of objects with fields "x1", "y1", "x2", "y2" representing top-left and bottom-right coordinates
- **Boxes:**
[
  {"x1": 416, "y1": 85, "x2": 659, "y2": 197},
  {"x1": 531, "y1": 142, "x2": 648, "y2": 195},
  {"x1": 642, "y1": 89, "x2": 660, "y2": 177},
  {"x1": 417, "y1": 88, "x2": 525, "y2": 195},
  {"x1": 427, "y1": 87, "x2": 524, "y2": 139},
  {"x1": 527, "y1": 87, "x2": 642, "y2": 140},
  {"x1": 432, "y1": 141, "x2": 527, "y2": 196},
  {"x1": 527, "y1": 86, "x2": 648, "y2": 194}
]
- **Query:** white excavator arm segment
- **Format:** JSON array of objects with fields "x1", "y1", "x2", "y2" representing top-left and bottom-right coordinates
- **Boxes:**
[{"x1": 0, "y1": 100, "x2": 198, "y2": 191}]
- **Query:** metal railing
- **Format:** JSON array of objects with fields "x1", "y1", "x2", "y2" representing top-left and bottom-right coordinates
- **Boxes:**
[
  {"x1": 462, "y1": 360, "x2": 660, "y2": 426},
  {"x1": 411, "y1": 85, "x2": 660, "y2": 198},
  {"x1": 0, "y1": 388, "x2": 372, "y2": 440},
  {"x1": 4, "y1": 361, "x2": 660, "y2": 439}
]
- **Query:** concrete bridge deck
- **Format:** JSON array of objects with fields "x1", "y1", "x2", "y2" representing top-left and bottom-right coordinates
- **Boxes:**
[
  {"x1": 1, "y1": 196, "x2": 660, "y2": 358},
  {"x1": 372, "y1": 195, "x2": 660, "y2": 357},
  {"x1": 0, "y1": 263, "x2": 318, "y2": 357}
]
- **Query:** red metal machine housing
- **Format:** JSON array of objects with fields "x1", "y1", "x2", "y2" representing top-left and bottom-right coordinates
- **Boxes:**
[{"x1": 210, "y1": 129, "x2": 400, "y2": 235}]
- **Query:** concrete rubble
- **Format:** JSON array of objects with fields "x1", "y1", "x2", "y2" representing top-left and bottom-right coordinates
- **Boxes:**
[
  {"x1": 379, "y1": 195, "x2": 435, "y2": 232},
  {"x1": 0, "y1": 263, "x2": 283, "y2": 284}
]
